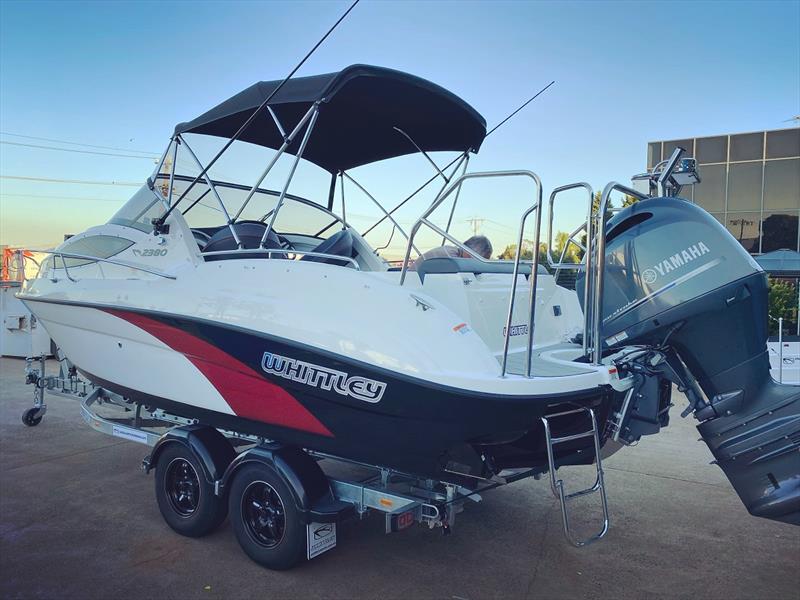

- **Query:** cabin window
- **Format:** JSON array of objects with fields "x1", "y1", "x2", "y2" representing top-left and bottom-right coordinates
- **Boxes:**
[{"x1": 57, "y1": 235, "x2": 134, "y2": 267}]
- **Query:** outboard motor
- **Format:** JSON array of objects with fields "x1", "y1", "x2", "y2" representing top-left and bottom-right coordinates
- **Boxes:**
[{"x1": 578, "y1": 197, "x2": 800, "y2": 526}]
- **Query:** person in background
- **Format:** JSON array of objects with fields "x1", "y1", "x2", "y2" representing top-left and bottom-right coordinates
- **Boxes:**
[{"x1": 412, "y1": 235, "x2": 493, "y2": 268}]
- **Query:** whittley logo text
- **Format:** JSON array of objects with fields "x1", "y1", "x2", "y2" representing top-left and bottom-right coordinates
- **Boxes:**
[{"x1": 261, "y1": 352, "x2": 387, "y2": 403}]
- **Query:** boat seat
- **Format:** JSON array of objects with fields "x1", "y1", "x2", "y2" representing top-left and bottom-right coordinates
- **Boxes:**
[
  {"x1": 415, "y1": 257, "x2": 549, "y2": 282},
  {"x1": 301, "y1": 229, "x2": 355, "y2": 266},
  {"x1": 202, "y1": 221, "x2": 282, "y2": 261}
]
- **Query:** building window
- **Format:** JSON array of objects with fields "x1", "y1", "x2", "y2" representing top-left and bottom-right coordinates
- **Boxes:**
[
  {"x1": 761, "y1": 212, "x2": 799, "y2": 253},
  {"x1": 764, "y1": 158, "x2": 800, "y2": 210},
  {"x1": 730, "y1": 132, "x2": 764, "y2": 162},
  {"x1": 695, "y1": 136, "x2": 727, "y2": 164},
  {"x1": 693, "y1": 163, "x2": 726, "y2": 212},
  {"x1": 766, "y1": 129, "x2": 800, "y2": 159},
  {"x1": 728, "y1": 162, "x2": 763, "y2": 211},
  {"x1": 663, "y1": 139, "x2": 693, "y2": 162},
  {"x1": 726, "y1": 213, "x2": 760, "y2": 253},
  {"x1": 647, "y1": 142, "x2": 662, "y2": 169}
]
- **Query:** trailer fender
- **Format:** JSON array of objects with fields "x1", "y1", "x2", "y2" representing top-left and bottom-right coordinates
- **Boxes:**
[
  {"x1": 220, "y1": 445, "x2": 331, "y2": 519},
  {"x1": 143, "y1": 424, "x2": 235, "y2": 485}
]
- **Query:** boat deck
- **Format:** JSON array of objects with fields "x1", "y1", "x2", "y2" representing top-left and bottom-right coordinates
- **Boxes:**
[{"x1": 503, "y1": 342, "x2": 595, "y2": 377}]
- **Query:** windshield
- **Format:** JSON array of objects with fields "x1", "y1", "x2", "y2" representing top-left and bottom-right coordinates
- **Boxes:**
[
  {"x1": 108, "y1": 185, "x2": 166, "y2": 232},
  {"x1": 167, "y1": 176, "x2": 342, "y2": 241}
]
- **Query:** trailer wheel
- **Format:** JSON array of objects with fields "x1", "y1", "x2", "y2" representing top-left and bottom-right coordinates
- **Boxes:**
[
  {"x1": 154, "y1": 444, "x2": 226, "y2": 537},
  {"x1": 21, "y1": 408, "x2": 43, "y2": 427},
  {"x1": 229, "y1": 463, "x2": 305, "y2": 570}
]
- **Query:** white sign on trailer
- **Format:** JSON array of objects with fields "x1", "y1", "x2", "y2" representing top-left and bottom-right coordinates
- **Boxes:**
[{"x1": 306, "y1": 522, "x2": 336, "y2": 560}]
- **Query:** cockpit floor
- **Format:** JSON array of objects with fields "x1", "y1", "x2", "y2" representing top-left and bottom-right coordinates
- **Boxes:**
[{"x1": 502, "y1": 342, "x2": 595, "y2": 377}]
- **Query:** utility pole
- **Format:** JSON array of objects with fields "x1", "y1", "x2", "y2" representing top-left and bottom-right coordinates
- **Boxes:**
[{"x1": 466, "y1": 216, "x2": 486, "y2": 236}]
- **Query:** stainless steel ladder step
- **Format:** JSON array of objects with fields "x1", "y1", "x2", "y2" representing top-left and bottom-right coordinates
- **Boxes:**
[{"x1": 540, "y1": 407, "x2": 609, "y2": 547}]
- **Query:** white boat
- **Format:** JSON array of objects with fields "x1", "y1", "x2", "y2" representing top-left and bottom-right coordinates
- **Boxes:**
[{"x1": 17, "y1": 64, "x2": 799, "y2": 568}]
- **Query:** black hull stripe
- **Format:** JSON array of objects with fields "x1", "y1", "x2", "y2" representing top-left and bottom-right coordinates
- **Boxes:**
[{"x1": 21, "y1": 295, "x2": 607, "y2": 402}]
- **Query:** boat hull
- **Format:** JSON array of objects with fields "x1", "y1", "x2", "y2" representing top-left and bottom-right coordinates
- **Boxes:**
[{"x1": 22, "y1": 297, "x2": 615, "y2": 481}]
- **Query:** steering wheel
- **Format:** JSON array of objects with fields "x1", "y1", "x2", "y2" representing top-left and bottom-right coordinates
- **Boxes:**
[
  {"x1": 234, "y1": 220, "x2": 294, "y2": 250},
  {"x1": 191, "y1": 229, "x2": 212, "y2": 249}
]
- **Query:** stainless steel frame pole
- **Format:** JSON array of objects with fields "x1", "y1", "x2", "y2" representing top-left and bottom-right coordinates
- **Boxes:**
[{"x1": 262, "y1": 108, "x2": 320, "y2": 246}]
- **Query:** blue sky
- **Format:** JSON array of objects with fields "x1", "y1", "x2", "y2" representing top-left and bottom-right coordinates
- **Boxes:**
[{"x1": 1, "y1": 0, "x2": 798, "y2": 252}]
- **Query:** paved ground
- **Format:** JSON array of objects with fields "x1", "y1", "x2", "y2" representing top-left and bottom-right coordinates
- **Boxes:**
[{"x1": 0, "y1": 357, "x2": 798, "y2": 600}]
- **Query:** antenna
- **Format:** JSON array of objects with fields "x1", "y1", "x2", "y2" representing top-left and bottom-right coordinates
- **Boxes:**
[
  {"x1": 153, "y1": 0, "x2": 361, "y2": 231},
  {"x1": 361, "y1": 80, "x2": 557, "y2": 238}
]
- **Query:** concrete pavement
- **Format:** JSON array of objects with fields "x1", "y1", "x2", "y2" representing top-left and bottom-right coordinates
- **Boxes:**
[{"x1": 1, "y1": 357, "x2": 798, "y2": 599}]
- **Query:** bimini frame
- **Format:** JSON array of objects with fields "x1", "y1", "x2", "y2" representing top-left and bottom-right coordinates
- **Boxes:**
[{"x1": 148, "y1": 97, "x2": 476, "y2": 265}]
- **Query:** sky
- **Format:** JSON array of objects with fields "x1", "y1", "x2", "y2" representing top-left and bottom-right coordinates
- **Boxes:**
[{"x1": 1, "y1": 0, "x2": 798, "y2": 255}]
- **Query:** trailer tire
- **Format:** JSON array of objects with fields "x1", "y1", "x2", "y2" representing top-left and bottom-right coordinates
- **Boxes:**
[
  {"x1": 229, "y1": 462, "x2": 306, "y2": 570},
  {"x1": 154, "y1": 444, "x2": 226, "y2": 537}
]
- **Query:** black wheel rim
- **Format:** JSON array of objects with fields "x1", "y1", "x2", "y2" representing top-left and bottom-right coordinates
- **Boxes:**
[
  {"x1": 165, "y1": 458, "x2": 201, "y2": 517},
  {"x1": 242, "y1": 481, "x2": 285, "y2": 548}
]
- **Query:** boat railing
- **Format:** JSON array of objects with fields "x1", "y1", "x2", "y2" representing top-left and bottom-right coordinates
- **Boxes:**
[
  {"x1": 200, "y1": 248, "x2": 361, "y2": 270},
  {"x1": 23, "y1": 250, "x2": 178, "y2": 282},
  {"x1": 546, "y1": 182, "x2": 595, "y2": 357},
  {"x1": 397, "y1": 170, "x2": 543, "y2": 378},
  {"x1": 589, "y1": 182, "x2": 650, "y2": 364}
]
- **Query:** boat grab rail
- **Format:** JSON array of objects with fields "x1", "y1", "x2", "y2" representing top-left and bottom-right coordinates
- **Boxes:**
[
  {"x1": 398, "y1": 170, "x2": 543, "y2": 378},
  {"x1": 546, "y1": 183, "x2": 594, "y2": 271},
  {"x1": 25, "y1": 250, "x2": 178, "y2": 281},
  {"x1": 546, "y1": 183, "x2": 595, "y2": 357},
  {"x1": 200, "y1": 247, "x2": 361, "y2": 270},
  {"x1": 591, "y1": 182, "x2": 649, "y2": 364}
]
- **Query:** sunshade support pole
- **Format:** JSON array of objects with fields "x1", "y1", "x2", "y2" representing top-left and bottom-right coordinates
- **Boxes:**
[
  {"x1": 341, "y1": 172, "x2": 419, "y2": 256},
  {"x1": 232, "y1": 103, "x2": 319, "y2": 222},
  {"x1": 166, "y1": 136, "x2": 180, "y2": 206},
  {"x1": 179, "y1": 135, "x2": 243, "y2": 249},
  {"x1": 442, "y1": 155, "x2": 470, "y2": 246},
  {"x1": 392, "y1": 127, "x2": 447, "y2": 182},
  {"x1": 326, "y1": 172, "x2": 337, "y2": 211},
  {"x1": 267, "y1": 106, "x2": 287, "y2": 142},
  {"x1": 261, "y1": 105, "x2": 321, "y2": 247},
  {"x1": 361, "y1": 151, "x2": 469, "y2": 239},
  {"x1": 339, "y1": 171, "x2": 347, "y2": 229},
  {"x1": 151, "y1": 0, "x2": 360, "y2": 231},
  {"x1": 360, "y1": 80, "x2": 555, "y2": 240}
]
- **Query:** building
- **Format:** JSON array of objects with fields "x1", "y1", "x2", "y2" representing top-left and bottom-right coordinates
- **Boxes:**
[{"x1": 647, "y1": 128, "x2": 800, "y2": 255}]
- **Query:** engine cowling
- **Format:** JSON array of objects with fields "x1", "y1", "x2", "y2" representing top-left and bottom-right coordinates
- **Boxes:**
[{"x1": 578, "y1": 197, "x2": 800, "y2": 526}]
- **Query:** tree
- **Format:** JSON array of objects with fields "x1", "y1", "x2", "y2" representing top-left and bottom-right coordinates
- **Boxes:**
[
  {"x1": 768, "y1": 277, "x2": 798, "y2": 335},
  {"x1": 497, "y1": 241, "x2": 549, "y2": 270}
]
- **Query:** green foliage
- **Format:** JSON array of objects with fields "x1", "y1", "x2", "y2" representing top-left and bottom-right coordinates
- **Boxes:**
[
  {"x1": 497, "y1": 242, "x2": 549, "y2": 270},
  {"x1": 768, "y1": 277, "x2": 798, "y2": 335}
]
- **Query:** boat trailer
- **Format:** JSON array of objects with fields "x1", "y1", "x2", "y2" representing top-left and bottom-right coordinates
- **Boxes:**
[{"x1": 21, "y1": 354, "x2": 610, "y2": 568}]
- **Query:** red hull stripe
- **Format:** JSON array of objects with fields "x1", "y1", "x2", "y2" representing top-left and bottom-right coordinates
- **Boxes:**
[{"x1": 103, "y1": 309, "x2": 333, "y2": 437}]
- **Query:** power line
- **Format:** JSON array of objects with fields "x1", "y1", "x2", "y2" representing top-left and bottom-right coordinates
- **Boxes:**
[
  {"x1": 0, "y1": 193, "x2": 125, "y2": 203},
  {"x1": 0, "y1": 131, "x2": 158, "y2": 155},
  {"x1": 466, "y1": 216, "x2": 486, "y2": 235},
  {"x1": 0, "y1": 175, "x2": 141, "y2": 186},
  {"x1": 1, "y1": 140, "x2": 158, "y2": 160}
]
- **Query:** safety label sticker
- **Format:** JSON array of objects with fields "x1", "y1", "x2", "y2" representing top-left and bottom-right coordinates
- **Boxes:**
[
  {"x1": 111, "y1": 425, "x2": 150, "y2": 445},
  {"x1": 307, "y1": 522, "x2": 337, "y2": 559}
]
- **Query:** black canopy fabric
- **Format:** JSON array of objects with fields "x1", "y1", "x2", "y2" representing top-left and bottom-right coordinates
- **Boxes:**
[{"x1": 173, "y1": 65, "x2": 487, "y2": 173}]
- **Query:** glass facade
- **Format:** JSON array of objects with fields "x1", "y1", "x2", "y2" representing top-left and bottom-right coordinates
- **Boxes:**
[{"x1": 647, "y1": 128, "x2": 800, "y2": 254}]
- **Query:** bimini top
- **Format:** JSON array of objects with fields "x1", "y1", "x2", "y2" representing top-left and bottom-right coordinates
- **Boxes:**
[{"x1": 174, "y1": 64, "x2": 487, "y2": 173}]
